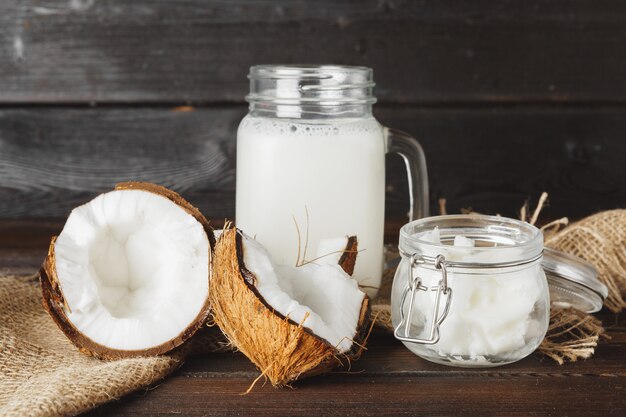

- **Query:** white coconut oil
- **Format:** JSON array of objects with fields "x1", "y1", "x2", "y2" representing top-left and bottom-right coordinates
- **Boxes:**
[
  {"x1": 236, "y1": 115, "x2": 386, "y2": 294},
  {"x1": 391, "y1": 215, "x2": 550, "y2": 367}
]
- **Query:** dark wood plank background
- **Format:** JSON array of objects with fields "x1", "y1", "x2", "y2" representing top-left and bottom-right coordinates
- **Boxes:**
[{"x1": 2, "y1": 0, "x2": 626, "y2": 223}]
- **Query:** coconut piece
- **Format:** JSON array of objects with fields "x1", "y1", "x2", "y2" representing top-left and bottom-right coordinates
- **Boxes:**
[
  {"x1": 210, "y1": 228, "x2": 369, "y2": 387},
  {"x1": 40, "y1": 182, "x2": 214, "y2": 359},
  {"x1": 314, "y1": 236, "x2": 358, "y2": 276}
]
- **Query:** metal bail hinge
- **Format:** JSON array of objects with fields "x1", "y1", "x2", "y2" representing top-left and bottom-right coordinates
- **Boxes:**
[{"x1": 394, "y1": 254, "x2": 453, "y2": 345}]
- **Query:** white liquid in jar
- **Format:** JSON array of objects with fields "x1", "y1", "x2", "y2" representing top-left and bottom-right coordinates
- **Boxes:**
[{"x1": 236, "y1": 115, "x2": 386, "y2": 296}]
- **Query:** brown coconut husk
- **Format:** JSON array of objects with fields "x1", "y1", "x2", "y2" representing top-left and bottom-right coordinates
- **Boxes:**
[
  {"x1": 39, "y1": 182, "x2": 216, "y2": 359},
  {"x1": 209, "y1": 228, "x2": 370, "y2": 388},
  {"x1": 338, "y1": 236, "x2": 359, "y2": 276}
]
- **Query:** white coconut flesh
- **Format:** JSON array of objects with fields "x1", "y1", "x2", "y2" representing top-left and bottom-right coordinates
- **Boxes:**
[
  {"x1": 240, "y1": 234, "x2": 366, "y2": 353},
  {"x1": 315, "y1": 237, "x2": 352, "y2": 265},
  {"x1": 52, "y1": 189, "x2": 210, "y2": 351}
]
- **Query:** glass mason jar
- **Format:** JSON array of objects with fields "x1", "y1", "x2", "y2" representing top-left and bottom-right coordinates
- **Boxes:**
[
  {"x1": 236, "y1": 65, "x2": 428, "y2": 297},
  {"x1": 391, "y1": 215, "x2": 550, "y2": 367}
]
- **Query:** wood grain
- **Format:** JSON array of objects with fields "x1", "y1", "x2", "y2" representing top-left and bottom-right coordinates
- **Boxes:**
[
  {"x1": 0, "y1": 107, "x2": 240, "y2": 219},
  {"x1": 1, "y1": 0, "x2": 626, "y2": 104},
  {"x1": 2, "y1": 106, "x2": 625, "y2": 221},
  {"x1": 381, "y1": 105, "x2": 626, "y2": 220},
  {"x1": 83, "y1": 374, "x2": 625, "y2": 417}
]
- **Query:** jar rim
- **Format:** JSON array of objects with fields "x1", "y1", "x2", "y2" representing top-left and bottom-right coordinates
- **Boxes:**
[
  {"x1": 248, "y1": 64, "x2": 373, "y2": 80},
  {"x1": 399, "y1": 214, "x2": 544, "y2": 265},
  {"x1": 246, "y1": 64, "x2": 377, "y2": 112}
]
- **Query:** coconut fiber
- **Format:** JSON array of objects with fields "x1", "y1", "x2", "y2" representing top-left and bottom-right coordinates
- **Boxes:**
[{"x1": 0, "y1": 273, "x2": 226, "y2": 417}]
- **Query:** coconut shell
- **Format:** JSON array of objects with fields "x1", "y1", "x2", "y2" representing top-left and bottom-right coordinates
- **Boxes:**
[
  {"x1": 338, "y1": 235, "x2": 358, "y2": 276},
  {"x1": 39, "y1": 182, "x2": 215, "y2": 359},
  {"x1": 115, "y1": 181, "x2": 216, "y2": 249},
  {"x1": 209, "y1": 228, "x2": 370, "y2": 387}
]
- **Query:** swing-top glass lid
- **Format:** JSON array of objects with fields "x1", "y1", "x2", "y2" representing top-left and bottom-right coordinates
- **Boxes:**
[{"x1": 542, "y1": 248, "x2": 608, "y2": 313}]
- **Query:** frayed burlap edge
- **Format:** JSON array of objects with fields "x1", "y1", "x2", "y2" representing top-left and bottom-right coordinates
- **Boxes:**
[{"x1": 539, "y1": 307, "x2": 609, "y2": 365}]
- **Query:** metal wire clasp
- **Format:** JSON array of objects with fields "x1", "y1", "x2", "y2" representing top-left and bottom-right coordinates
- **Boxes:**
[{"x1": 394, "y1": 254, "x2": 453, "y2": 345}]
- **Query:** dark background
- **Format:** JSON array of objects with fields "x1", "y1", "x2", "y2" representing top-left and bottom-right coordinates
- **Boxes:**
[{"x1": 2, "y1": 0, "x2": 625, "y2": 224}]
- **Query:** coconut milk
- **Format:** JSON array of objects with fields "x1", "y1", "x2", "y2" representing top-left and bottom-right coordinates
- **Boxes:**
[{"x1": 236, "y1": 115, "x2": 385, "y2": 294}]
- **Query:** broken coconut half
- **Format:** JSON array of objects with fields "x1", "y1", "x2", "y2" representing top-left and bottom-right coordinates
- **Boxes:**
[
  {"x1": 209, "y1": 228, "x2": 369, "y2": 387},
  {"x1": 39, "y1": 182, "x2": 215, "y2": 359}
]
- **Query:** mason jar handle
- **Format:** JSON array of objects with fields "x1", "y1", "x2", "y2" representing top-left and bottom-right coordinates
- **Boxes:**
[{"x1": 384, "y1": 127, "x2": 429, "y2": 221}]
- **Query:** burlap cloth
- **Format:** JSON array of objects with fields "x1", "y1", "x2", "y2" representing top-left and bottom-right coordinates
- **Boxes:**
[
  {"x1": 545, "y1": 210, "x2": 626, "y2": 312},
  {"x1": 0, "y1": 206, "x2": 623, "y2": 416},
  {"x1": 0, "y1": 274, "x2": 226, "y2": 417}
]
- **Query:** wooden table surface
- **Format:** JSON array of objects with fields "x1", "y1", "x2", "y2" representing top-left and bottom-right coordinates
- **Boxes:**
[{"x1": 2, "y1": 221, "x2": 625, "y2": 417}]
